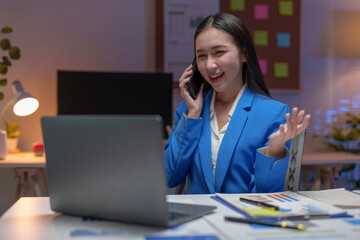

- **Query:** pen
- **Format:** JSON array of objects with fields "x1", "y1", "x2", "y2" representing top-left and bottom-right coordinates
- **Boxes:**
[
  {"x1": 224, "y1": 216, "x2": 306, "y2": 230},
  {"x1": 277, "y1": 213, "x2": 331, "y2": 220},
  {"x1": 239, "y1": 197, "x2": 280, "y2": 210}
]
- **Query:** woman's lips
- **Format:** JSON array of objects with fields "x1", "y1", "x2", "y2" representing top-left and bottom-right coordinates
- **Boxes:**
[{"x1": 209, "y1": 72, "x2": 224, "y2": 83}]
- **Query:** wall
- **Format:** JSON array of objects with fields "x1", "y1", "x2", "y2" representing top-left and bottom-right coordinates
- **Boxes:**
[
  {"x1": 0, "y1": 0, "x2": 155, "y2": 215},
  {"x1": 1, "y1": 0, "x2": 360, "y2": 214},
  {"x1": 274, "y1": 0, "x2": 360, "y2": 150},
  {"x1": 0, "y1": 0, "x2": 155, "y2": 150}
]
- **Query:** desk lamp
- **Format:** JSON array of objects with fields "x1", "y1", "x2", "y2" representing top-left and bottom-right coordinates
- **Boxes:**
[{"x1": 0, "y1": 80, "x2": 39, "y2": 159}]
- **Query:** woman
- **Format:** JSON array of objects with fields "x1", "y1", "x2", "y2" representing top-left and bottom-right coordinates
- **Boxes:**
[{"x1": 164, "y1": 13, "x2": 310, "y2": 194}]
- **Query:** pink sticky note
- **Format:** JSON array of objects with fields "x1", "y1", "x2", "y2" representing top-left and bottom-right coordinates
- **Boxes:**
[
  {"x1": 255, "y1": 4, "x2": 269, "y2": 19},
  {"x1": 259, "y1": 59, "x2": 267, "y2": 74}
]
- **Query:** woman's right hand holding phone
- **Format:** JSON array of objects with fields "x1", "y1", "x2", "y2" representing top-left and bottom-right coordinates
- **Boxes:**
[{"x1": 179, "y1": 64, "x2": 204, "y2": 119}]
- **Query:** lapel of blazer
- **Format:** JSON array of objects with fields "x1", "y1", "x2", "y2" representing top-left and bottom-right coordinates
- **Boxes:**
[
  {"x1": 214, "y1": 87, "x2": 254, "y2": 192},
  {"x1": 198, "y1": 90, "x2": 215, "y2": 193}
]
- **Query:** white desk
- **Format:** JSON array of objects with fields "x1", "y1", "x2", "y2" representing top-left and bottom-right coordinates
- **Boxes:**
[
  {"x1": 1, "y1": 151, "x2": 358, "y2": 194},
  {"x1": 302, "y1": 152, "x2": 360, "y2": 190},
  {"x1": 0, "y1": 153, "x2": 48, "y2": 200},
  {"x1": 302, "y1": 152, "x2": 360, "y2": 165},
  {"x1": 0, "y1": 195, "x2": 359, "y2": 240}
]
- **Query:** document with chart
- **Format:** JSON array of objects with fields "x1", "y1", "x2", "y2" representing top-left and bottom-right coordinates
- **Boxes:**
[{"x1": 215, "y1": 191, "x2": 347, "y2": 220}]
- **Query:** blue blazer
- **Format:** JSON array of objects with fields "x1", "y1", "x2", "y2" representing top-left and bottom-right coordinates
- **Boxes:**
[{"x1": 164, "y1": 87, "x2": 291, "y2": 194}]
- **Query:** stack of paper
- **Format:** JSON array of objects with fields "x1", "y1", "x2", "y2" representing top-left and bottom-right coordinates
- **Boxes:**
[{"x1": 299, "y1": 188, "x2": 360, "y2": 209}]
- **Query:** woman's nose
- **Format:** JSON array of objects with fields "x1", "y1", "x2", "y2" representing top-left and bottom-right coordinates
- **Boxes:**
[{"x1": 206, "y1": 57, "x2": 217, "y2": 71}]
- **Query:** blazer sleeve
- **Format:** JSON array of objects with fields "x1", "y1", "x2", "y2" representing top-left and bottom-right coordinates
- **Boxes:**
[
  {"x1": 251, "y1": 104, "x2": 291, "y2": 193},
  {"x1": 164, "y1": 101, "x2": 202, "y2": 188}
]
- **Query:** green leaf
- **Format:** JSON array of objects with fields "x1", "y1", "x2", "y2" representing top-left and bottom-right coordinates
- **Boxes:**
[
  {"x1": 0, "y1": 38, "x2": 11, "y2": 50},
  {"x1": 0, "y1": 92, "x2": 4, "y2": 101},
  {"x1": 0, "y1": 63, "x2": 8, "y2": 74},
  {"x1": 2, "y1": 56, "x2": 11, "y2": 66},
  {"x1": 8, "y1": 131, "x2": 20, "y2": 138},
  {"x1": 0, "y1": 78, "x2": 7, "y2": 86},
  {"x1": 1, "y1": 27, "x2": 13, "y2": 34},
  {"x1": 9, "y1": 46, "x2": 20, "y2": 59},
  {"x1": 6, "y1": 121, "x2": 18, "y2": 131},
  {"x1": 347, "y1": 129, "x2": 359, "y2": 141},
  {"x1": 5, "y1": 121, "x2": 20, "y2": 138}
]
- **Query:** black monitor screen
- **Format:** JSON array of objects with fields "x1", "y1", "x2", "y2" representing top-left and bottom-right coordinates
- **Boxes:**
[{"x1": 57, "y1": 70, "x2": 173, "y2": 138}]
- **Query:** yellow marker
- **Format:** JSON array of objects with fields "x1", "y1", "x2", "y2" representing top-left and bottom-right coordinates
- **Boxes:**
[{"x1": 225, "y1": 216, "x2": 307, "y2": 230}]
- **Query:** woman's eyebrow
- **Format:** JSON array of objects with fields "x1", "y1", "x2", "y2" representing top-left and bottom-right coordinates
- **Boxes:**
[{"x1": 196, "y1": 45, "x2": 228, "y2": 53}]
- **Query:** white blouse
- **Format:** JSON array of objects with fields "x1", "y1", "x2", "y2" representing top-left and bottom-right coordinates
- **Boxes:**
[{"x1": 209, "y1": 83, "x2": 247, "y2": 181}]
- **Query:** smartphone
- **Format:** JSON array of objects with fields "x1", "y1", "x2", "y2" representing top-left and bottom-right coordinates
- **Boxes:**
[{"x1": 186, "y1": 57, "x2": 204, "y2": 100}]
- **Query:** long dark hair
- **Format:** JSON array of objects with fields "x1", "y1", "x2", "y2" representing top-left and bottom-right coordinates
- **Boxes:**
[{"x1": 194, "y1": 13, "x2": 271, "y2": 97}]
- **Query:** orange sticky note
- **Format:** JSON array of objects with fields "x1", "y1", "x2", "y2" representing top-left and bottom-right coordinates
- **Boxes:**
[{"x1": 274, "y1": 62, "x2": 289, "y2": 78}]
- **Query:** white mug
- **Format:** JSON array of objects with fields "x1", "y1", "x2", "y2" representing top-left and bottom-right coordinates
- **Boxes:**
[{"x1": 0, "y1": 130, "x2": 7, "y2": 159}]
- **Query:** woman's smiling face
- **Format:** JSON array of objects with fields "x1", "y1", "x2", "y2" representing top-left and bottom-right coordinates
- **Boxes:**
[{"x1": 195, "y1": 27, "x2": 246, "y2": 95}]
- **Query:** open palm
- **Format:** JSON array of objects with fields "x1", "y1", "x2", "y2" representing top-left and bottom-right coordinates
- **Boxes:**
[{"x1": 267, "y1": 107, "x2": 311, "y2": 158}]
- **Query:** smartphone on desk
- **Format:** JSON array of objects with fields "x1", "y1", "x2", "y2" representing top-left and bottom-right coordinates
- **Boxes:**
[{"x1": 186, "y1": 57, "x2": 205, "y2": 100}]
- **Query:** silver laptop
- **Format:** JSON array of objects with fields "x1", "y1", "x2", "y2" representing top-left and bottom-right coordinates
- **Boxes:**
[{"x1": 41, "y1": 115, "x2": 216, "y2": 227}]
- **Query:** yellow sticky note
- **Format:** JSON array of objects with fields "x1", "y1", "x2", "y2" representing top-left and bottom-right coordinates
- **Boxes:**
[
  {"x1": 279, "y1": 1, "x2": 293, "y2": 16},
  {"x1": 274, "y1": 62, "x2": 289, "y2": 78},
  {"x1": 231, "y1": 0, "x2": 245, "y2": 11},
  {"x1": 254, "y1": 31, "x2": 268, "y2": 46},
  {"x1": 244, "y1": 208, "x2": 281, "y2": 217}
]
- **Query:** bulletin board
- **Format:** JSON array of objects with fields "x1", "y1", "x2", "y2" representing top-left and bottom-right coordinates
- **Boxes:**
[
  {"x1": 156, "y1": 0, "x2": 301, "y2": 91},
  {"x1": 221, "y1": 0, "x2": 301, "y2": 91}
]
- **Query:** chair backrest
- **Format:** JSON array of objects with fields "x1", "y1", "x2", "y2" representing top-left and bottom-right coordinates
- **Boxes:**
[{"x1": 284, "y1": 131, "x2": 306, "y2": 192}]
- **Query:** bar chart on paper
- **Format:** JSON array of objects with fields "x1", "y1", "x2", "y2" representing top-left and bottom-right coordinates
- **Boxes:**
[
  {"x1": 241, "y1": 193, "x2": 326, "y2": 214},
  {"x1": 215, "y1": 191, "x2": 347, "y2": 217},
  {"x1": 266, "y1": 193, "x2": 299, "y2": 202},
  {"x1": 243, "y1": 193, "x2": 300, "y2": 203}
]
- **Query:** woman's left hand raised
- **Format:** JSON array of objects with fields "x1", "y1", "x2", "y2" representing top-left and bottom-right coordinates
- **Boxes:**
[{"x1": 266, "y1": 107, "x2": 311, "y2": 158}]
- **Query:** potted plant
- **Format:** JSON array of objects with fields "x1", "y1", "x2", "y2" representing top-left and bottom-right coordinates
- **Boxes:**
[
  {"x1": 1, "y1": 26, "x2": 21, "y2": 100},
  {"x1": 325, "y1": 112, "x2": 360, "y2": 189},
  {"x1": 5, "y1": 121, "x2": 20, "y2": 153},
  {"x1": 0, "y1": 26, "x2": 21, "y2": 156},
  {"x1": 326, "y1": 112, "x2": 360, "y2": 154}
]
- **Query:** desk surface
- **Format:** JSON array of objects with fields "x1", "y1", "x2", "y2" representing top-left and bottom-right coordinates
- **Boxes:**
[
  {"x1": 0, "y1": 152, "x2": 45, "y2": 168},
  {"x1": 1, "y1": 151, "x2": 359, "y2": 167},
  {"x1": 302, "y1": 151, "x2": 360, "y2": 165},
  {"x1": 1, "y1": 195, "x2": 359, "y2": 240}
]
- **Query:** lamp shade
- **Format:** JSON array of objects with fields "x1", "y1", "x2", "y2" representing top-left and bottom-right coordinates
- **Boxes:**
[
  {"x1": 12, "y1": 81, "x2": 39, "y2": 116},
  {"x1": 0, "y1": 80, "x2": 39, "y2": 159}
]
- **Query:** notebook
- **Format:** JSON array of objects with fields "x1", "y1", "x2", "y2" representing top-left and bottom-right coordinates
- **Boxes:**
[{"x1": 41, "y1": 115, "x2": 216, "y2": 227}]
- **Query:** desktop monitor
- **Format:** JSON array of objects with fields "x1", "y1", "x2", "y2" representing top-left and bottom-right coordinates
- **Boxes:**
[{"x1": 57, "y1": 70, "x2": 173, "y2": 138}]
